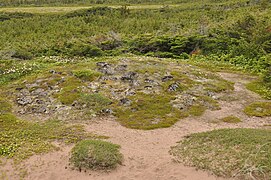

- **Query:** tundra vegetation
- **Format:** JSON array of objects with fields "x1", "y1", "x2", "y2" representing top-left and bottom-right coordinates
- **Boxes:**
[{"x1": 0, "y1": 0, "x2": 271, "y2": 179}]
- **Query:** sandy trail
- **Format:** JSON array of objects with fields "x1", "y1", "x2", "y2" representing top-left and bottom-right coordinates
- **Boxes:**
[{"x1": 2, "y1": 72, "x2": 270, "y2": 180}]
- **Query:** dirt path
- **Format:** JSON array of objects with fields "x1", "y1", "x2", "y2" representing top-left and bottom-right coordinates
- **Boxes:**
[{"x1": 2, "y1": 72, "x2": 270, "y2": 180}]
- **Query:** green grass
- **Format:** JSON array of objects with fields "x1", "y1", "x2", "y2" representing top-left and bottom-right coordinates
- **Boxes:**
[
  {"x1": 244, "y1": 102, "x2": 271, "y2": 117},
  {"x1": 246, "y1": 81, "x2": 271, "y2": 100},
  {"x1": 70, "y1": 139, "x2": 123, "y2": 170},
  {"x1": 73, "y1": 69, "x2": 102, "y2": 81},
  {"x1": 0, "y1": 113, "x2": 98, "y2": 160},
  {"x1": 78, "y1": 93, "x2": 112, "y2": 112},
  {"x1": 171, "y1": 128, "x2": 271, "y2": 179},
  {"x1": 220, "y1": 116, "x2": 242, "y2": 123}
]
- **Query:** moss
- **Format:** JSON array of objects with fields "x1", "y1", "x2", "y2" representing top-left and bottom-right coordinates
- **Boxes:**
[
  {"x1": 70, "y1": 140, "x2": 122, "y2": 170},
  {"x1": 244, "y1": 102, "x2": 271, "y2": 117},
  {"x1": 246, "y1": 81, "x2": 271, "y2": 100},
  {"x1": 54, "y1": 76, "x2": 84, "y2": 105},
  {"x1": 220, "y1": 116, "x2": 242, "y2": 123},
  {"x1": 115, "y1": 93, "x2": 184, "y2": 130},
  {"x1": 78, "y1": 93, "x2": 112, "y2": 112},
  {"x1": 171, "y1": 128, "x2": 271, "y2": 179},
  {"x1": 73, "y1": 70, "x2": 102, "y2": 81}
]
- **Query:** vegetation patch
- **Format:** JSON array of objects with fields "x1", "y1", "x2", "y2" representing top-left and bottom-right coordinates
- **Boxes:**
[
  {"x1": 73, "y1": 70, "x2": 102, "y2": 81},
  {"x1": 77, "y1": 93, "x2": 112, "y2": 112},
  {"x1": 0, "y1": 113, "x2": 98, "y2": 160},
  {"x1": 54, "y1": 76, "x2": 84, "y2": 105},
  {"x1": 220, "y1": 116, "x2": 242, "y2": 123},
  {"x1": 244, "y1": 102, "x2": 271, "y2": 117},
  {"x1": 246, "y1": 81, "x2": 271, "y2": 100},
  {"x1": 70, "y1": 140, "x2": 122, "y2": 170},
  {"x1": 115, "y1": 93, "x2": 184, "y2": 130},
  {"x1": 170, "y1": 128, "x2": 271, "y2": 179},
  {"x1": 0, "y1": 98, "x2": 12, "y2": 114}
]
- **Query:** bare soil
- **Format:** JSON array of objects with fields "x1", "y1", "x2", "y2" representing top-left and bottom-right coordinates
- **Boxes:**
[{"x1": 1, "y1": 72, "x2": 270, "y2": 180}]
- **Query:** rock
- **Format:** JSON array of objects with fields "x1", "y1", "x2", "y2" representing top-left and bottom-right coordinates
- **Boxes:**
[
  {"x1": 101, "y1": 108, "x2": 113, "y2": 114},
  {"x1": 20, "y1": 89, "x2": 30, "y2": 95},
  {"x1": 15, "y1": 87, "x2": 24, "y2": 91},
  {"x1": 49, "y1": 69, "x2": 56, "y2": 74},
  {"x1": 162, "y1": 75, "x2": 173, "y2": 82},
  {"x1": 145, "y1": 78, "x2": 155, "y2": 83},
  {"x1": 125, "y1": 90, "x2": 136, "y2": 96},
  {"x1": 115, "y1": 64, "x2": 127, "y2": 72},
  {"x1": 144, "y1": 85, "x2": 153, "y2": 89},
  {"x1": 121, "y1": 72, "x2": 138, "y2": 81},
  {"x1": 97, "y1": 62, "x2": 115, "y2": 75},
  {"x1": 96, "y1": 62, "x2": 109, "y2": 67},
  {"x1": 168, "y1": 83, "x2": 179, "y2": 92},
  {"x1": 120, "y1": 98, "x2": 131, "y2": 106},
  {"x1": 25, "y1": 83, "x2": 39, "y2": 89},
  {"x1": 17, "y1": 96, "x2": 32, "y2": 105},
  {"x1": 31, "y1": 88, "x2": 47, "y2": 96}
]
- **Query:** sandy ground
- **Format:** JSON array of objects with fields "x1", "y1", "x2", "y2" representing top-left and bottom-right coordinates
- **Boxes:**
[{"x1": 1, "y1": 72, "x2": 270, "y2": 180}]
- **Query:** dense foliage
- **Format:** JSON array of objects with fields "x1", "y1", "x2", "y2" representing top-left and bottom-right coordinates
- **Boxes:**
[{"x1": 0, "y1": 0, "x2": 270, "y2": 87}]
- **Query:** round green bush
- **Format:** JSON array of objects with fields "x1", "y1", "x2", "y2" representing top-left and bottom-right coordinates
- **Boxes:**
[{"x1": 70, "y1": 140, "x2": 123, "y2": 170}]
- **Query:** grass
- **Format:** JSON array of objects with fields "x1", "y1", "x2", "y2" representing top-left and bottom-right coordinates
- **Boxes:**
[
  {"x1": 73, "y1": 69, "x2": 102, "y2": 81},
  {"x1": 115, "y1": 93, "x2": 185, "y2": 130},
  {"x1": 170, "y1": 128, "x2": 271, "y2": 179},
  {"x1": 78, "y1": 93, "x2": 112, "y2": 112},
  {"x1": 246, "y1": 81, "x2": 271, "y2": 100},
  {"x1": 220, "y1": 116, "x2": 242, "y2": 123},
  {"x1": 244, "y1": 102, "x2": 271, "y2": 117},
  {"x1": 0, "y1": 113, "x2": 99, "y2": 161},
  {"x1": 70, "y1": 139, "x2": 123, "y2": 170}
]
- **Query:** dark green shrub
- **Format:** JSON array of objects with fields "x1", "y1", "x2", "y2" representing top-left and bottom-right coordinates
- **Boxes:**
[{"x1": 67, "y1": 43, "x2": 103, "y2": 57}]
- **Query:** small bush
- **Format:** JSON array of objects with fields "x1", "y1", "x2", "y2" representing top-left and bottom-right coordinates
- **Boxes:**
[
  {"x1": 70, "y1": 140, "x2": 122, "y2": 170},
  {"x1": 67, "y1": 43, "x2": 103, "y2": 57}
]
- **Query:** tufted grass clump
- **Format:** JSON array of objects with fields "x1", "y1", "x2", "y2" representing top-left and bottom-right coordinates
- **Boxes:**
[
  {"x1": 170, "y1": 128, "x2": 271, "y2": 179},
  {"x1": 244, "y1": 102, "x2": 271, "y2": 117},
  {"x1": 70, "y1": 140, "x2": 123, "y2": 170},
  {"x1": 73, "y1": 70, "x2": 102, "y2": 81},
  {"x1": 220, "y1": 116, "x2": 242, "y2": 123}
]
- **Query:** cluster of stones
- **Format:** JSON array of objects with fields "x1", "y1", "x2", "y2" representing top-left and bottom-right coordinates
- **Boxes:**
[{"x1": 14, "y1": 58, "x2": 227, "y2": 118}]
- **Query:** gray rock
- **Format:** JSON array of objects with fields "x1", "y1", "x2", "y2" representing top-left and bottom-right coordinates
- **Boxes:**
[
  {"x1": 121, "y1": 72, "x2": 138, "y2": 81},
  {"x1": 17, "y1": 96, "x2": 32, "y2": 105},
  {"x1": 120, "y1": 98, "x2": 131, "y2": 106},
  {"x1": 168, "y1": 83, "x2": 179, "y2": 92},
  {"x1": 115, "y1": 64, "x2": 127, "y2": 72},
  {"x1": 49, "y1": 69, "x2": 56, "y2": 74},
  {"x1": 101, "y1": 108, "x2": 113, "y2": 114},
  {"x1": 162, "y1": 75, "x2": 173, "y2": 82}
]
